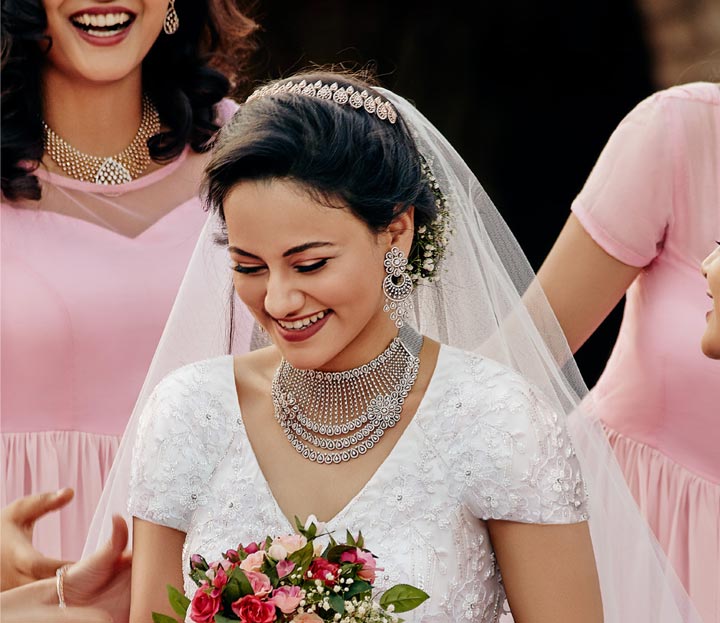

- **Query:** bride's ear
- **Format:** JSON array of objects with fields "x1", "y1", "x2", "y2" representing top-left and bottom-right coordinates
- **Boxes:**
[{"x1": 386, "y1": 206, "x2": 415, "y2": 255}]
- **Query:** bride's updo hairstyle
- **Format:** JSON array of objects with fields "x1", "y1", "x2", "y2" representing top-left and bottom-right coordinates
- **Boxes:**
[{"x1": 203, "y1": 69, "x2": 442, "y2": 282}]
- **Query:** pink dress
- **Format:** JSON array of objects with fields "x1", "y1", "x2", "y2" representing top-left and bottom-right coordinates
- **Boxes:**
[
  {"x1": 1, "y1": 100, "x2": 237, "y2": 561},
  {"x1": 571, "y1": 82, "x2": 720, "y2": 622}
]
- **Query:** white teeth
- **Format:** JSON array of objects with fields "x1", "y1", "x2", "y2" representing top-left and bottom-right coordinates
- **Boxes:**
[
  {"x1": 278, "y1": 311, "x2": 327, "y2": 330},
  {"x1": 72, "y1": 12, "x2": 131, "y2": 29}
]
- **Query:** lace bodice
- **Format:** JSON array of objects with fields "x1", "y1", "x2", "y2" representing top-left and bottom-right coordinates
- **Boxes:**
[{"x1": 129, "y1": 345, "x2": 588, "y2": 622}]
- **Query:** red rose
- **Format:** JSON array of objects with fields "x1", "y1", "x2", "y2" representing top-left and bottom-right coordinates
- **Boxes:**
[
  {"x1": 189, "y1": 585, "x2": 221, "y2": 623},
  {"x1": 231, "y1": 594, "x2": 277, "y2": 623},
  {"x1": 306, "y1": 558, "x2": 341, "y2": 586}
]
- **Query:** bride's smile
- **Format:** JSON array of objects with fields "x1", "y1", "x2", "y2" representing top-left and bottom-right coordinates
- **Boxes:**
[{"x1": 223, "y1": 177, "x2": 413, "y2": 372}]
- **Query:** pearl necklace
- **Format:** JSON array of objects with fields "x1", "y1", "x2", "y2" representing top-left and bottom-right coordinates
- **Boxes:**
[
  {"x1": 271, "y1": 325, "x2": 424, "y2": 464},
  {"x1": 42, "y1": 95, "x2": 160, "y2": 185}
]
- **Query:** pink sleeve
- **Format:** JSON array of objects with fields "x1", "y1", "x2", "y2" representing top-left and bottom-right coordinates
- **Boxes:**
[{"x1": 571, "y1": 92, "x2": 676, "y2": 267}]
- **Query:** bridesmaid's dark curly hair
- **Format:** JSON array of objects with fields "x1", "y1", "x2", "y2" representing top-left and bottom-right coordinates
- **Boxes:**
[{"x1": 1, "y1": 0, "x2": 259, "y2": 201}]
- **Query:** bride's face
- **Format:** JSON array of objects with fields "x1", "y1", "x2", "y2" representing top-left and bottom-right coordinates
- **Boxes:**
[
  {"x1": 224, "y1": 178, "x2": 403, "y2": 371},
  {"x1": 701, "y1": 245, "x2": 720, "y2": 359}
]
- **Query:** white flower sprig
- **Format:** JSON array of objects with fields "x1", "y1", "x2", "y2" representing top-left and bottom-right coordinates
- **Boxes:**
[{"x1": 409, "y1": 157, "x2": 452, "y2": 283}]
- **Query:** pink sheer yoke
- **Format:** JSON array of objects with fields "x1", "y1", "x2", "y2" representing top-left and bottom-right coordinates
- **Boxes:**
[
  {"x1": 1, "y1": 147, "x2": 213, "y2": 561},
  {"x1": 572, "y1": 82, "x2": 720, "y2": 622}
]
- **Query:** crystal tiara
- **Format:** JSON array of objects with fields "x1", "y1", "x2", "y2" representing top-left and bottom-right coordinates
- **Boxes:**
[{"x1": 246, "y1": 79, "x2": 398, "y2": 124}]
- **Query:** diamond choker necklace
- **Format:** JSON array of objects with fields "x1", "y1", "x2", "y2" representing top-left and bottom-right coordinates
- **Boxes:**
[
  {"x1": 271, "y1": 325, "x2": 424, "y2": 464},
  {"x1": 42, "y1": 94, "x2": 160, "y2": 185}
]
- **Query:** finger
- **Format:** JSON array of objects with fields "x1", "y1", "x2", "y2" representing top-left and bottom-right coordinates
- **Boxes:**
[
  {"x1": 29, "y1": 554, "x2": 75, "y2": 580},
  {"x1": 58, "y1": 606, "x2": 114, "y2": 623},
  {"x1": 109, "y1": 515, "x2": 129, "y2": 558},
  {"x1": 7, "y1": 488, "x2": 75, "y2": 524}
]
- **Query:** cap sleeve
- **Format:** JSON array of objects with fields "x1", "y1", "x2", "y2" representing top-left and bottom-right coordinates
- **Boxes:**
[
  {"x1": 457, "y1": 361, "x2": 589, "y2": 524},
  {"x1": 571, "y1": 91, "x2": 676, "y2": 267},
  {"x1": 128, "y1": 357, "x2": 238, "y2": 532}
]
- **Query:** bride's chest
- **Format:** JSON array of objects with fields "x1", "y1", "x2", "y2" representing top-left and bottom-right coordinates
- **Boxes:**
[{"x1": 181, "y1": 423, "x2": 507, "y2": 622}]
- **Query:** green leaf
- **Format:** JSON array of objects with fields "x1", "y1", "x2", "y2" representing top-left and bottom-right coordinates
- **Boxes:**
[
  {"x1": 166, "y1": 584, "x2": 191, "y2": 618},
  {"x1": 379, "y1": 584, "x2": 430, "y2": 613},
  {"x1": 345, "y1": 529, "x2": 356, "y2": 546},
  {"x1": 151, "y1": 613, "x2": 180, "y2": 623},
  {"x1": 356, "y1": 531, "x2": 364, "y2": 549},
  {"x1": 288, "y1": 540, "x2": 314, "y2": 573},
  {"x1": 294, "y1": 515, "x2": 305, "y2": 533},
  {"x1": 343, "y1": 579, "x2": 372, "y2": 599},
  {"x1": 228, "y1": 567, "x2": 254, "y2": 598},
  {"x1": 325, "y1": 544, "x2": 354, "y2": 563},
  {"x1": 327, "y1": 593, "x2": 346, "y2": 614},
  {"x1": 189, "y1": 568, "x2": 209, "y2": 587},
  {"x1": 215, "y1": 614, "x2": 236, "y2": 623}
]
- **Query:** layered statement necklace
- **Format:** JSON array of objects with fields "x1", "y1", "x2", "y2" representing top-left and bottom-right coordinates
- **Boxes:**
[
  {"x1": 42, "y1": 94, "x2": 160, "y2": 185},
  {"x1": 272, "y1": 325, "x2": 424, "y2": 464}
]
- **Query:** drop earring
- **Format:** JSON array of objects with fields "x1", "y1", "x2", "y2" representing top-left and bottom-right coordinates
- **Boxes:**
[
  {"x1": 163, "y1": 0, "x2": 179, "y2": 35},
  {"x1": 382, "y1": 247, "x2": 413, "y2": 328}
]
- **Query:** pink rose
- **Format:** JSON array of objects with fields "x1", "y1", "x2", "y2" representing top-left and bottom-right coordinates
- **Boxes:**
[
  {"x1": 245, "y1": 570, "x2": 273, "y2": 597},
  {"x1": 244, "y1": 542, "x2": 261, "y2": 554},
  {"x1": 211, "y1": 566, "x2": 228, "y2": 596},
  {"x1": 268, "y1": 534, "x2": 307, "y2": 560},
  {"x1": 240, "y1": 550, "x2": 266, "y2": 572},
  {"x1": 231, "y1": 594, "x2": 277, "y2": 623},
  {"x1": 269, "y1": 585, "x2": 304, "y2": 614},
  {"x1": 189, "y1": 585, "x2": 221, "y2": 623},
  {"x1": 225, "y1": 548, "x2": 241, "y2": 563},
  {"x1": 276, "y1": 558, "x2": 295, "y2": 579},
  {"x1": 340, "y1": 548, "x2": 381, "y2": 582},
  {"x1": 291, "y1": 614, "x2": 323, "y2": 622},
  {"x1": 306, "y1": 558, "x2": 340, "y2": 586}
]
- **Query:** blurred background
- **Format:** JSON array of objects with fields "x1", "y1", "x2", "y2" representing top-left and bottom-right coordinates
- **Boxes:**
[{"x1": 241, "y1": 0, "x2": 720, "y2": 387}]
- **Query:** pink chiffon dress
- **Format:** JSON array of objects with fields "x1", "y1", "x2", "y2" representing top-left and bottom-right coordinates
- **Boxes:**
[
  {"x1": 1, "y1": 100, "x2": 237, "y2": 561},
  {"x1": 571, "y1": 82, "x2": 720, "y2": 622}
]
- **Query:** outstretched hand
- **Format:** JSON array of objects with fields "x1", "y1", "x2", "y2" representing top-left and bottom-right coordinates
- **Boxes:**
[
  {"x1": 0, "y1": 488, "x2": 75, "y2": 591},
  {"x1": 0, "y1": 514, "x2": 131, "y2": 623},
  {"x1": 63, "y1": 513, "x2": 132, "y2": 621}
]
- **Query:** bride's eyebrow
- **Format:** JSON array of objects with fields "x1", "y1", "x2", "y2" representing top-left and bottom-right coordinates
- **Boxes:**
[
  {"x1": 282, "y1": 241, "x2": 334, "y2": 257},
  {"x1": 228, "y1": 241, "x2": 334, "y2": 259}
]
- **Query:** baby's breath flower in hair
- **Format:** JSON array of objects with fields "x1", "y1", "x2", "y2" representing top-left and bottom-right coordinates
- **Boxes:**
[{"x1": 408, "y1": 156, "x2": 452, "y2": 283}]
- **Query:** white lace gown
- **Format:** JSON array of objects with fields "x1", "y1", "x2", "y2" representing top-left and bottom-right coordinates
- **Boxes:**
[{"x1": 129, "y1": 344, "x2": 589, "y2": 622}]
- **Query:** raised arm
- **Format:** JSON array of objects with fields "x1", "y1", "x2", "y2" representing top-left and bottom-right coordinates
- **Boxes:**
[
  {"x1": 536, "y1": 213, "x2": 642, "y2": 354},
  {"x1": 488, "y1": 519, "x2": 603, "y2": 622},
  {"x1": 129, "y1": 517, "x2": 186, "y2": 623}
]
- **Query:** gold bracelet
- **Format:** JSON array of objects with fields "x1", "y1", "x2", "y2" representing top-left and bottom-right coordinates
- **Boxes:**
[{"x1": 55, "y1": 563, "x2": 72, "y2": 608}]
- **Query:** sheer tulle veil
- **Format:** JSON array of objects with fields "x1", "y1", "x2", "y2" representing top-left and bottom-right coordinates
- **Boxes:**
[{"x1": 84, "y1": 86, "x2": 702, "y2": 622}]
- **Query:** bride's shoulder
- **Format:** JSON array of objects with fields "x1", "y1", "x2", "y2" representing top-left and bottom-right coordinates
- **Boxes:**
[
  {"x1": 148, "y1": 354, "x2": 236, "y2": 405},
  {"x1": 438, "y1": 343, "x2": 537, "y2": 390}
]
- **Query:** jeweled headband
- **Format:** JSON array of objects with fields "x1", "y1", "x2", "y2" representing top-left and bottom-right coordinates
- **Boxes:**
[{"x1": 246, "y1": 79, "x2": 398, "y2": 125}]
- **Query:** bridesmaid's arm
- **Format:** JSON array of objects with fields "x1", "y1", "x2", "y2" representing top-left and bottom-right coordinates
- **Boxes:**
[
  {"x1": 488, "y1": 519, "x2": 603, "y2": 622},
  {"x1": 536, "y1": 213, "x2": 641, "y2": 354},
  {"x1": 130, "y1": 517, "x2": 186, "y2": 623}
]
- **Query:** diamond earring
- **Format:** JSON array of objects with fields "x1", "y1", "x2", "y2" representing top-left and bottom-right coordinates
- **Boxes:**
[
  {"x1": 382, "y1": 247, "x2": 413, "y2": 328},
  {"x1": 163, "y1": 0, "x2": 179, "y2": 35}
]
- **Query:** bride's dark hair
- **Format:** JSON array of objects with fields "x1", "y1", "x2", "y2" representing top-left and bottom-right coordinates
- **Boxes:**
[
  {"x1": 203, "y1": 69, "x2": 438, "y2": 248},
  {"x1": 1, "y1": 0, "x2": 259, "y2": 201}
]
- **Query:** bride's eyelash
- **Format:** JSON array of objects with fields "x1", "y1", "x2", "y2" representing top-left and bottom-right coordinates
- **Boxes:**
[
  {"x1": 232, "y1": 259, "x2": 329, "y2": 275},
  {"x1": 233, "y1": 264, "x2": 264, "y2": 274},
  {"x1": 296, "y1": 259, "x2": 328, "y2": 273}
]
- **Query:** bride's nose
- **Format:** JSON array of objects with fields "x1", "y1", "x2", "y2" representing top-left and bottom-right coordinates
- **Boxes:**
[{"x1": 264, "y1": 271, "x2": 306, "y2": 320}]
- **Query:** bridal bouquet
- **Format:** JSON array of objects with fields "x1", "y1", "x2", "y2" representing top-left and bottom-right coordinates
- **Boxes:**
[{"x1": 153, "y1": 517, "x2": 428, "y2": 623}]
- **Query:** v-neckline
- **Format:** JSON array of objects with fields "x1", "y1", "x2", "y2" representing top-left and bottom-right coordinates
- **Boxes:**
[{"x1": 228, "y1": 345, "x2": 446, "y2": 533}]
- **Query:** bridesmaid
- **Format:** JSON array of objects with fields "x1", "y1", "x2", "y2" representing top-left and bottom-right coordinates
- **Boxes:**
[
  {"x1": 537, "y1": 82, "x2": 719, "y2": 623},
  {"x1": 0, "y1": 0, "x2": 257, "y2": 572}
]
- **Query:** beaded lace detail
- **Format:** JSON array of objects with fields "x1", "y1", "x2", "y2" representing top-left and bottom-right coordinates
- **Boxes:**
[{"x1": 129, "y1": 345, "x2": 588, "y2": 622}]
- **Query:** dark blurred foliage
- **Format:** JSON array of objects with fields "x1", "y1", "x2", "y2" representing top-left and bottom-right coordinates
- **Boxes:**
[{"x1": 245, "y1": 0, "x2": 657, "y2": 386}]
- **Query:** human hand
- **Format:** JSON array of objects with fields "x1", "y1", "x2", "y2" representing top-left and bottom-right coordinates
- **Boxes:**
[
  {"x1": 0, "y1": 488, "x2": 75, "y2": 590},
  {"x1": 62, "y1": 514, "x2": 132, "y2": 622}
]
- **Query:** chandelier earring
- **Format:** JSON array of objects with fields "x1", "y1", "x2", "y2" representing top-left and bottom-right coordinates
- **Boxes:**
[
  {"x1": 163, "y1": 0, "x2": 179, "y2": 35},
  {"x1": 382, "y1": 247, "x2": 413, "y2": 328}
]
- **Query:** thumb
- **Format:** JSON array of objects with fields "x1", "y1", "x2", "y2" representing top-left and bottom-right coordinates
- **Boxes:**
[
  {"x1": 9, "y1": 488, "x2": 75, "y2": 525},
  {"x1": 89, "y1": 515, "x2": 129, "y2": 567}
]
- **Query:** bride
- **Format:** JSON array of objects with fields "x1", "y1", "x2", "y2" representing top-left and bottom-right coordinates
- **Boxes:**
[{"x1": 92, "y1": 69, "x2": 701, "y2": 622}]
